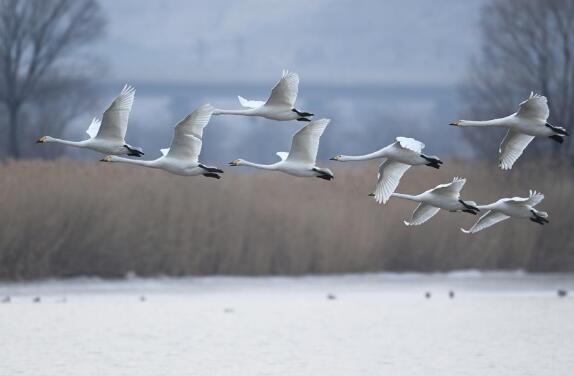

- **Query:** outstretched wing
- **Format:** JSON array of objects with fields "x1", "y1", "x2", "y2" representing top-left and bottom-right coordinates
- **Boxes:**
[
  {"x1": 286, "y1": 119, "x2": 330, "y2": 164},
  {"x1": 276, "y1": 152, "x2": 289, "y2": 161},
  {"x1": 86, "y1": 117, "x2": 101, "y2": 139},
  {"x1": 507, "y1": 190, "x2": 545, "y2": 207},
  {"x1": 498, "y1": 130, "x2": 535, "y2": 170},
  {"x1": 432, "y1": 177, "x2": 466, "y2": 196},
  {"x1": 98, "y1": 85, "x2": 136, "y2": 142},
  {"x1": 461, "y1": 210, "x2": 510, "y2": 234},
  {"x1": 165, "y1": 135, "x2": 202, "y2": 162},
  {"x1": 374, "y1": 160, "x2": 411, "y2": 204},
  {"x1": 173, "y1": 104, "x2": 214, "y2": 139},
  {"x1": 396, "y1": 137, "x2": 425, "y2": 153},
  {"x1": 516, "y1": 92, "x2": 549, "y2": 121},
  {"x1": 404, "y1": 203, "x2": 441, "y2": 226},
  {"x1": 265, "y1": 70, "x2": 299, "y2": 107},
  {"x1": 166, "y1": 105, "x2": 214, "y2": 161},
  {"x1": 238, "y1": 96, "x2": 265, "y2": 109}
]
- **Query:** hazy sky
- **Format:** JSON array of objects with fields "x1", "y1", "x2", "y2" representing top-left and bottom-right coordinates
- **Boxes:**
[{"x1": 95, "y1": 0, "x2": 486, "y2": 85}]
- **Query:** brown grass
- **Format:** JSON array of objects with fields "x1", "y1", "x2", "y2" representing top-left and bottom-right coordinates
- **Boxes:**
[{"x1": 0, "y1": 158, "x2": 572, "y2": 280}]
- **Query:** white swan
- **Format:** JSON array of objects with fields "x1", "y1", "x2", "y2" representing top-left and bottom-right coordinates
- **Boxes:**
[
  {"x1": 229, "y1": 119, "x2": 334, "y2": 180},
  {"x1": 330, "y1": 137, "x2": 442, "y2": 204},
  {"x1": 450, "y1": 92, "x2": 568, "y2": 170},
  {"x1": 213, "y1": 70, "x2": 314, "y2": 121},
  {"x1": 37, "y1": 85, "x2": 143, "y2": 156},
  {"x1": 100, "y1": 104, "x2": 222, "y2": 178},
  {"x1": 461, "y1": 190, "x2": 548, "y2": 234},
  {"x1": 386, "y1": 177, "x2": 479, "y2": 226}
]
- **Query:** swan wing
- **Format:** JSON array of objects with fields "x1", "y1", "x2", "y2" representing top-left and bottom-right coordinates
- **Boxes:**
[
  {"x1": 516, "y1": 92, "x2": 549, "y2": 121},
  {"x1": 173, "y1": 104, "x2": 214, "y2": 139},
  {"x1": 432, "y1": 177, "x2": 466, "y2": 196},
  {"x1": 98, "y1": 85, "x2": 136, "y2": 142},
  {"x1": 276, "y1": 152, "x2": 289, "y2": 161},
  {"x1": 374, "y1": 160, "x2": 411, "y2": 204},
  {"x1": 166, "y1": 105, "x2": 213, "y2": 161},
  {"x1": 85, "y1": 117, "x2": 101, "y2": 139},
  {"x1": 506, "y1": 190, "x2": 544, "y2": 206},
  {"x1": 265, "y1": 70, "x2": 299, "y2": 107},
  {"x1": 396, "y1": 137, "x2": 425, "y2": 153},
  {"x1": 461, "y1": 210, "x2": 510, "y2": 234},
  {"x1": 498, "y1": 130, "x2": 535, "y2": 170},
  {"x1": 404, "y1": 203, "x2": 441, "y2": 226},
  {"x1": 166, "y1": 135, "x2": 202, "y2": 162},
  {"x1": 286, "y1": 119, "x2": 330, "y2": 164},
  {"x1": 238, "y1": 96, "x2": 265, "y2": 109}
]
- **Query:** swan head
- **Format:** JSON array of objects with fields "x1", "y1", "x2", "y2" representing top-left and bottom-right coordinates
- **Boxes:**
[
  {"x1": 100, "y1": 155, "x2": 114, "y2": 162},
  {"x1": 36, "y1": 136, "x2": 48, "y2": 143},
  {"x1": 329, "y1": 155, "x2": 342, "y2": 161},
  {"x1": 449, "y1": 120, "x2": 464, "y2": 127},
  {"x1": 228, "y1": 159, "x2": 243, "y2": 166}
]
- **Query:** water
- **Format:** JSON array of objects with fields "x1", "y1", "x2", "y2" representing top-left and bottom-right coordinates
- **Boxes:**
[{"x1": 1, "y1": 272, "x2": 573, "y2": 376}]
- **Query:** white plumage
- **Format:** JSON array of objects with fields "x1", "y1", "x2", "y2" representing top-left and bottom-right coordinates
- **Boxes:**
[
  {"x1": 450, "y1": 92, "x2": 568, "y2": 170},
  {"x1": 213, "y1": 70, "x2": 313, "y2": 121},
  {"x1": 462, "y1": 190, "x2": 548, "y2": 234},
  {"x1": 37, "y1": 85, "x2": 143, "y2": 156},
  {"x1": 100, "y1": 104, "x2": 222, "y2": 178},
  {"x1": 331, "y1": 137, "x2": 442, "y2": 204},
  {"x1": 229, "y1": 119, "x2": 334, "y2": 180}
]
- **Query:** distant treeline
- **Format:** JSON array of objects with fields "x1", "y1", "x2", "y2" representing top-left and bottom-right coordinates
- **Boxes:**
[{"x1": 0, "y1": 159, "x2": 572, "y2": 280}]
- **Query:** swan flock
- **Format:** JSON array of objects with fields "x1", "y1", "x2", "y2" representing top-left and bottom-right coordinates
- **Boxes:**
[{"x1": 37, "y1": 70, "x2": 565, "y2": 234}]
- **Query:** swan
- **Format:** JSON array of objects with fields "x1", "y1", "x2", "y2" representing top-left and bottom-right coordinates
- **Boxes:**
[
  {"x1": 450, "y1": 92, "x2": 568, "y2": 170},
  {"x1": 461, "y1": 190, "x2": 548, "y2": 234},
  {"x1": 330, "y1": 137, "x2": 443, "y2": 204},
  {"x1": 228, "y1": 119, "x2": 334, "y2": 180},
  {"x1": 213, "y1": 70, "x2": 314, "y2": 121},
  {"x1": 37, "y1": 85, "x2": 143, "y2": 157},
  {"x1": 384, "y1": 177, "x2": 479, "y2": 226},
  {"x1": 100, "y1": 104, "x2": 223, "y2": 178}
]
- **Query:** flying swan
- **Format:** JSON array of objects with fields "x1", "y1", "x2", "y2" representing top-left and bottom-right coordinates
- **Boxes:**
[
  {"x1": 461, "y1": 190, "x2": 548, "y2": 234},
  {"x1": 450, "y1": 92, "x2": 568, "y2": 170},
  {"x1": 228, "y1": 119, "x2": 334, "y2": 180},
  {"x1": 37, "y1": 85, "x2": 143, "y2": 157},
  {"x1": 100, "y1": 104, "x2": 223, "y2": 178},
  {"x1": 213, "y1": 70, "x2": 314, "y2": 121},
  {"x1": 330, "y1": 137, "x2": 442, "y2": 204},
  {"x1": 384, "y1": 177, "x2": 479, "y2": 226}
]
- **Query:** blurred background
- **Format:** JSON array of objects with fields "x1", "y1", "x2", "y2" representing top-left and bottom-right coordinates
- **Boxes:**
[{"x1": 0, "y1": 0, "x2": 573, "y2": 279}]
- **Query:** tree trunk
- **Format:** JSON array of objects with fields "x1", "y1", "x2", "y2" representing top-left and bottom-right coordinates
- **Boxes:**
[{"x1": 8, "y1": 105, "x2": 20, "y2": 159}]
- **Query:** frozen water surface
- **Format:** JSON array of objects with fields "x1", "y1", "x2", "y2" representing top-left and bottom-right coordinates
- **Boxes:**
[{"x1": 1, "y1": 272, "x2": 573, "y2": 376}]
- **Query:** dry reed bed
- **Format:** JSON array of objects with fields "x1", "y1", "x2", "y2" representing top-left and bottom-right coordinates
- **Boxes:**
[{"x1": 0, "y1": 159, "x2": 572, "y2": 279}]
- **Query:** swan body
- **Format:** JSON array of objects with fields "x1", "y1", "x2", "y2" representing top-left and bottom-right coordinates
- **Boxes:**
[
  {"x1": 450, "y1": 92, "x2": 568, "y2": 170},
  {"x1": 213, "y1": 70, "x2": 313, "y2": 122},
  {"x1": 229, "y1": 119, "x2": 334, "y2": 180},
  {"x1": 330, "y1": 137, "x2": 442, "y2": 203},
  {"x1": 101, "y1": 104, "x2": 222, "y2": 178},
  {"x1": 461, "y1": 190, "x2": 548, "y2": 234},
  {"x1": 390, "y1": 177, "x2": 479, "y2": 226},
  {"x1": 37, "y1": 85, "x2": 143, "y2": 157}
]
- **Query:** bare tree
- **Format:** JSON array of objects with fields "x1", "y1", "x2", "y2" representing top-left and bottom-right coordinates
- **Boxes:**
[
  {"x1": 0, "y1": 0, "x2": 104, "y2": 158},
  {"x1": 460, "y1": 0, "x2": 574, "y2": 159}
]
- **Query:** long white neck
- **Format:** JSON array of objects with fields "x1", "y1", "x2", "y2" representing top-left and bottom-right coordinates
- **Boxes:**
[
  {"x1": 339, "y1": 149, "x2": 385, "y2": 161},
  {"x1": 459, "y1": 117, "x2": 508, "y2": 127},
  {"x1": 391, "y1": 193, "x2": 421, "y2": 202},
  {"x1": 213, "y1": 108, "x2": 257, "y2": 116},
  {"x1": 109, "y1": 156, "x2": 159, "y2": 168},
  {"x1": 241, "y1": 160, "x2": 278, "y2": 170},
  {"x1": 45, "y1": 137, "x2": 89, "y2": 148}
]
